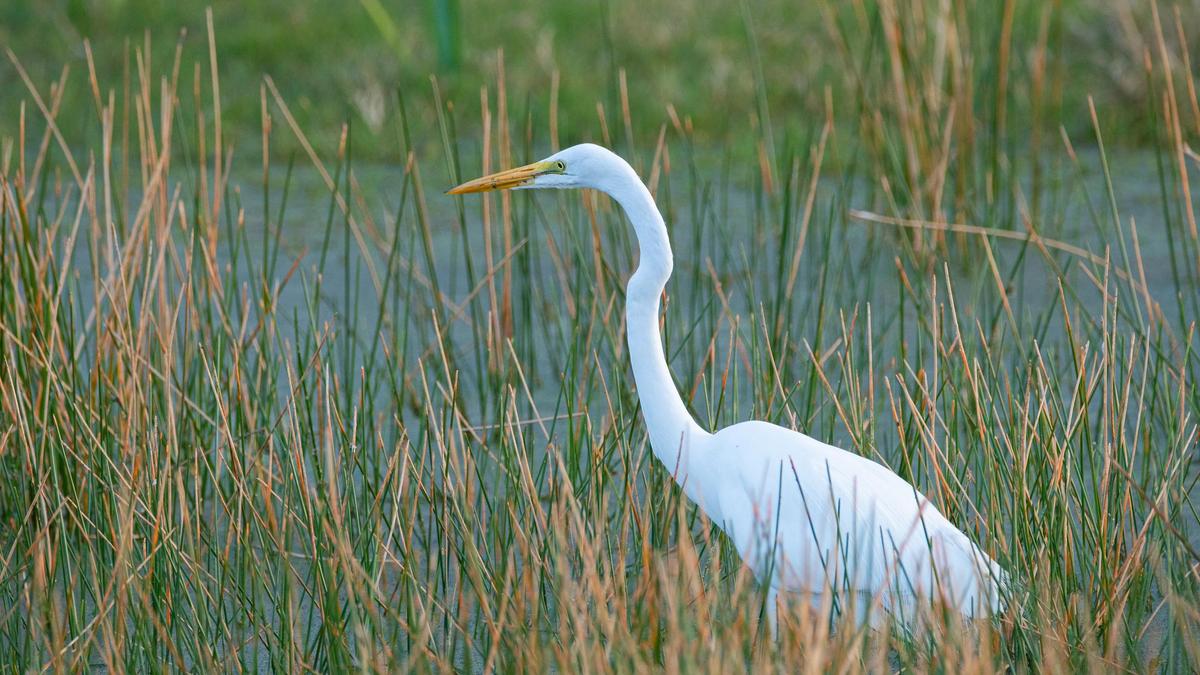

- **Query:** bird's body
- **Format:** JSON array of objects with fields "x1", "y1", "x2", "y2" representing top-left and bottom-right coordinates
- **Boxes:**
[
  {"x1": 703, "y1": 421, "x2": 1005, "y2": 627},
  {"x1": 449, "y1": 143, "x2": 1007, "y2": 634}
]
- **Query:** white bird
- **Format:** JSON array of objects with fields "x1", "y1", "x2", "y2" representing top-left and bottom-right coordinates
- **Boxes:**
[{"x1": 448, "y1": 143, "x2": 1007, "y2": 635}]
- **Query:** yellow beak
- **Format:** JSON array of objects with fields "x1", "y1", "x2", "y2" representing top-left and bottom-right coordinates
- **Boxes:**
[{"x1": 446, "y1": 161, "x2": 557, "y2": 194}]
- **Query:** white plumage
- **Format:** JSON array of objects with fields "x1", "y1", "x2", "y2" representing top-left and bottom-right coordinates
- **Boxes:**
[
  {"x1": 706, "y1": 420, "x2": 1006, "y2": 630},
  {"x1": 449, "y1": 143, "x2": 1008, "y2": 635}
]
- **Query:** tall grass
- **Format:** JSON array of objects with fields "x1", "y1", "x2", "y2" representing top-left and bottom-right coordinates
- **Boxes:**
[{"x1": 1, "y1": 4, "x2": 1199, "y2": 672}]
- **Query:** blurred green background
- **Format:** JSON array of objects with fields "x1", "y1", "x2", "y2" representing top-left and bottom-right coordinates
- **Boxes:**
[{"x1": 0, "y1": 0, "x2": 1188, "y2": 160}]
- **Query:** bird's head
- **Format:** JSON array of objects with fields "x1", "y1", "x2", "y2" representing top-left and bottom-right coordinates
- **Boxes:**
[{"x1": 447, "y1": 143, "x2": 627, "y2": 195}]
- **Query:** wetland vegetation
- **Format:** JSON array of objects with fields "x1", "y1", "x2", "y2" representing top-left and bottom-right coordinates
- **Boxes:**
[{"x1": 1, "y1": 1, "x2": 1199, "y2": 671}]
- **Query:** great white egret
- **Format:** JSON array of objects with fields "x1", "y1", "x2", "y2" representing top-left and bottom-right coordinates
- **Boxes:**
[{"x1": 448, "y1": 143, "x2": 1007, "y2": 634}]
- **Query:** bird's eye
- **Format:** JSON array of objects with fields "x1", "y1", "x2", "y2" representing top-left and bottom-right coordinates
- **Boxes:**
[{"x1": 555, "y1": 161, "x2": 566, "y2": 172}]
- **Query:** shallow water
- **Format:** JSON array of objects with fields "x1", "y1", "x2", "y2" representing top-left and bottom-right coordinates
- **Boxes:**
[{"x1": 41, "y1": 146, "x2": 1200, "y2": 667}]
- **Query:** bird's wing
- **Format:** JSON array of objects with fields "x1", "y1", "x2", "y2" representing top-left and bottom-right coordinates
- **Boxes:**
[{"x1": 707, "y1": 420, "x2": 1002, "y2": 616}]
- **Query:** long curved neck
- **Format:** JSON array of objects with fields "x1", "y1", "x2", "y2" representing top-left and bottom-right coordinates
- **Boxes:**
[{"x1": 607, "y1": 172, "x2": 707, "y2": 476}]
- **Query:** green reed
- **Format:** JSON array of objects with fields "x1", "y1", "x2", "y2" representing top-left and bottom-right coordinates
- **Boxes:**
[{"x1": 1, "y1": 4, "x2": 1199, "y2": 673}]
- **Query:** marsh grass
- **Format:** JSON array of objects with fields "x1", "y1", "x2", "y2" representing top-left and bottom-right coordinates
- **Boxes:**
[{"x1": 2, "y1": 4, "x2": 1200, "y2": 673}]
